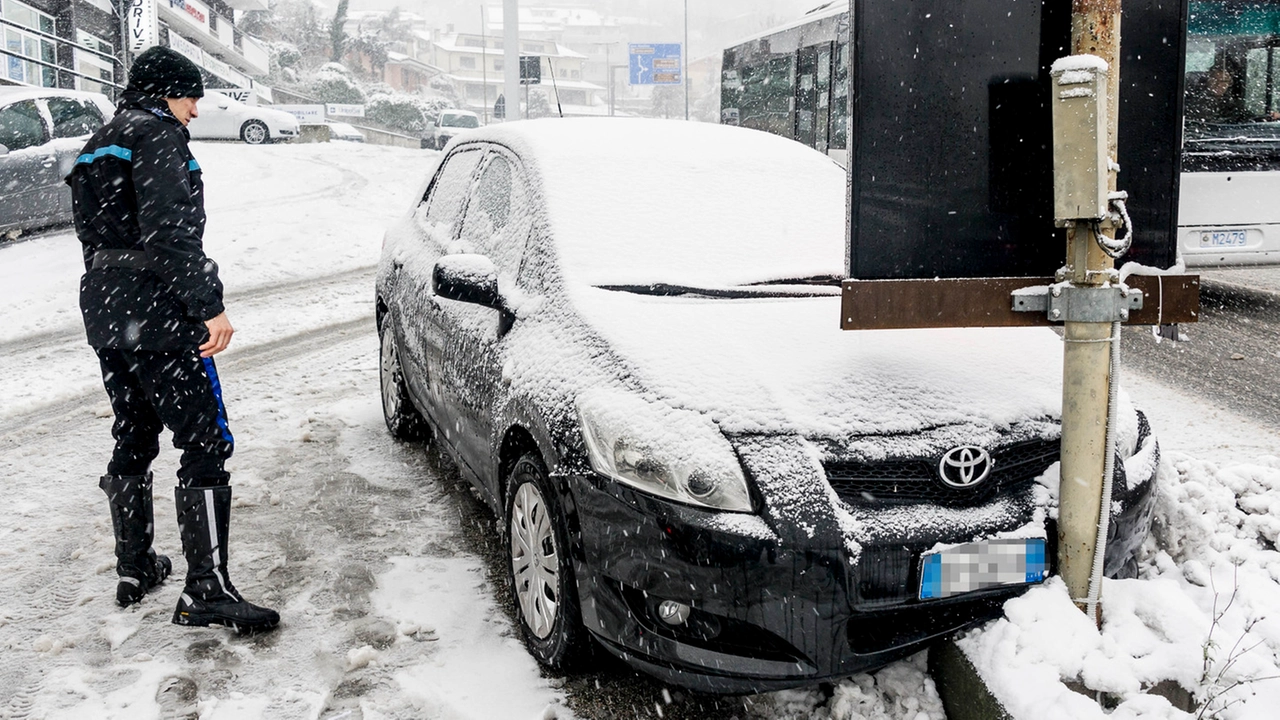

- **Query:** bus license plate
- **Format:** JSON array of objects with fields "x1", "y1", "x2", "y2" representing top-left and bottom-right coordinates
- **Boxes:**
[
  {"x1": 919, "y1": 538, "x2": 1047, "y2": 600},
  {"x1": 1200, "y1": 230, "x2": 1248, "y2": 248}
]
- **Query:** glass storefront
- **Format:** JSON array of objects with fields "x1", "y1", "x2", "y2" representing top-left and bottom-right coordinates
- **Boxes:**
[
  {"x1": 75, "y1": 30, "x2": 115, "y2": 95},
  {"x1": 1, "y1": 0, "x2": 57, "y2": 87}
]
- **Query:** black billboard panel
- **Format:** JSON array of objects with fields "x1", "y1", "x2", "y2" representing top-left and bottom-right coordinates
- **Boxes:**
[{"x1": 847, "y1": 0, "x2": 1187, "y2": 279}]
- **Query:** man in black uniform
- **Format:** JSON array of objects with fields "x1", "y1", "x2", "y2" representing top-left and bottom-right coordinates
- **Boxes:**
[{"x1": 69, "y1": 46, "x2": 278, "y2": 632}]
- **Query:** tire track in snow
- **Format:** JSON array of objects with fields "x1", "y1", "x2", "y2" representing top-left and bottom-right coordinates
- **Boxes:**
[
  {"x1": 201, "y1": 151, "x2": 370, "y2": 216},
  {"x1": 0, "y1": 316, "x2": 373, "y2": 440},
  {"x1": 0, "y1": 320, "x2": 376, "y2": 720},
  {"x1": 0, "y1": 265, "x2": 374, "y2": 357}
]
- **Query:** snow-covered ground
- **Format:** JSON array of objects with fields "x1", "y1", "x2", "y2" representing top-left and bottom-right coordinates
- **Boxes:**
[{"x1": 0, "y1": 140, "x2": 1276, "y2": 720}]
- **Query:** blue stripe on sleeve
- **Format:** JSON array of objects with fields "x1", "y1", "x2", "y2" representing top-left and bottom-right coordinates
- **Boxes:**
[
  {"x1": 188, "y1": 159, "x2": 201, "y2": 172},
  {"x1": 75, "y1": 144, "x2": 132, "y2": 166}
]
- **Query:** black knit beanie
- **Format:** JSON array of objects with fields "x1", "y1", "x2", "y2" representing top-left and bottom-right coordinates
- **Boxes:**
[{"x1": 127, "y1": 46, "x2": 205, "y2": 99}]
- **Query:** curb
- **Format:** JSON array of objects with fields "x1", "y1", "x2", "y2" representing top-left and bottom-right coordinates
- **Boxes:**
[{"x1": 928, "y1": 639, "x2": 1011, "y2": 720}]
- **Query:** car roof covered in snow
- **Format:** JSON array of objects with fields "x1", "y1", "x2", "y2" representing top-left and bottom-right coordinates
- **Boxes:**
[{"x1": 454, "y1": 117, "x2": 847, "y2": 288}]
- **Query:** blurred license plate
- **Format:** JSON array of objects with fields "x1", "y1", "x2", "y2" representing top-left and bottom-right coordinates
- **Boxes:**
[
  {"x1": 1200, "y1": 230, "x2": 1248, "y2": 247},
  {"x1": 919, "y1": 538, "x2": 1047, "y2": 600}
]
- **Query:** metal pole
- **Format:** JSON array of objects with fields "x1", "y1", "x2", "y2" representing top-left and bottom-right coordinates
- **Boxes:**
[
  {"x1": 606, "y1": 43, "x2": 612, "y2": 116},
  {"x1": 503, "y1": 0, "x2": 519, "y2": 123},
  {"x1": 683, "y1": 0, "x2": 690, "y2": 120},
  {"x1": 481, "y1": 7, "x2": 488, "y2": 124},
  {"x1": 1058, "y1": 0, "x2": 1122, "y2": 625},
  {"x1": 119, "y1": 0, "x2": 131, "y2": 92}
]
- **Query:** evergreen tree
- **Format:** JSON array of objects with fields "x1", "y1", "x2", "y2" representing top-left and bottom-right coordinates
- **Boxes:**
[{"x1": 330, "y1": 0, "x2": 350, "y2": 62}]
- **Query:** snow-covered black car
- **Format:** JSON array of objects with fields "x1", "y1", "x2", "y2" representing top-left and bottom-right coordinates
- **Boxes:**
[{"x1": 374, "y1": 118, "x2": 1160, "y2": 693}]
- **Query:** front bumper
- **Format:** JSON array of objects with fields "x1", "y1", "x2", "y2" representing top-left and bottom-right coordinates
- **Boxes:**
[
  {"x1": 563, "y1": 420, "x2": 1159, "y2": 694},
  {"x1": 567, "y1": 472, "x2": 1029, "y2": 693}
]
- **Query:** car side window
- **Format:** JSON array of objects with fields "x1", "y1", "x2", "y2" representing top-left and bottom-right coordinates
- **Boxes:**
[
  {"x1": 459, "y1": 153, "x2": 530, "y2": 278},
  {"x1": 46, "y1": 97, "x2": 104, "y2": 139},
  {"x1": 0, "y1": 100, "x2": 48, "y2": 152},
  {"x1": 418, "y1": 148, "x2": 484, "y2": 245}
]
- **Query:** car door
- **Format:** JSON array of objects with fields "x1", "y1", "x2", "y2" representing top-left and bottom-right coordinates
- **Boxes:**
[
  {"x1": 386, "y1": 146, "x2": 485, "y2": 436},
  {"x1": 0, "y1": 99, "x2": 56, "y2": 233},
  {"x1": 40, "y1": 96, "x2": 107, "y2": 224},
  {"x1": 431, "y1": 148, "x2": 532, "y2": 483},
  {"x1": 191, "y1": 92, "x2": 239, "y2": 139}
]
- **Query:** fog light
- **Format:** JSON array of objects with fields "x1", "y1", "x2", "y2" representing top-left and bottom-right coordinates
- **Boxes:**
[{"x1": 657, "y1": 600, "x2": 691, "y2": 626}]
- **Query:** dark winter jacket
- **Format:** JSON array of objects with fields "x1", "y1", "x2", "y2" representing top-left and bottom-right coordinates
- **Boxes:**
[{"x1": 69, "y1": 92, "x2": 223, "y2": 351}]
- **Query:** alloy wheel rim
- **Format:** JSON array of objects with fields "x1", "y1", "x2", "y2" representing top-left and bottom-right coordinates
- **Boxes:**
[
  {"x1": 380, "y1": 329, "x2": 400, "y2": 419},
  {"x1": 510, "y1": 481, "x2": 559, "y2": 639},
  {"x1": 246, "y1": 123, "x2": 266, "y2": 143}
]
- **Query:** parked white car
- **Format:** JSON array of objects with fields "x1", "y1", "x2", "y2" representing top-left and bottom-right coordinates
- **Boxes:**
[
  {"x1": 188, "y1": 91, "x2": 299, "y2": 144},
  {"x1": 421, "y1": 109, "x2": 480, "y2": 150},
  {"x1": 327, "y1": 121, "x2": 365, "y2": 143}
]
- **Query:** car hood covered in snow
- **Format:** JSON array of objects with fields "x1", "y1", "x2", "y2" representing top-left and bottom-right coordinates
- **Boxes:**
[{"x1": 568, "y1": 287, "x2": 1066, "y2": 454}]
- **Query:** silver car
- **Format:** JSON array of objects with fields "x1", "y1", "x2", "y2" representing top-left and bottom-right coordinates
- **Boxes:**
[{"x1": 0, "y1": 86, "x2": 115, "y2": 238}]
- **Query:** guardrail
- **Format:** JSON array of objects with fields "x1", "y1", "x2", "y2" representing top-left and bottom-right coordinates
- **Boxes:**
[{"x1": 348, "y1": 124, "x2": 422, "y2": 148}]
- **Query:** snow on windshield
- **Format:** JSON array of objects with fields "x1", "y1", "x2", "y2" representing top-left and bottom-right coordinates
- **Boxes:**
[{"x1": 466, "y1": 118, "x2": 847, "y2": 288}]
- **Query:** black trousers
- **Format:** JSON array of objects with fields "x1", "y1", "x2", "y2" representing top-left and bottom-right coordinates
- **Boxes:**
[{"x1": 96, "y1": 348, "x2": 234, "y2": 487}]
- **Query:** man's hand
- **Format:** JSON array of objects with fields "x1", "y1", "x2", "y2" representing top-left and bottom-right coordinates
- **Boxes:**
[{"x1": 200, "y1": 312, "x2": 234, "y2": 358}]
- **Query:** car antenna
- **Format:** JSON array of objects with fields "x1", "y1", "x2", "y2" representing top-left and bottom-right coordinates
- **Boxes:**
[{"x1": 547, "y1": 55, "x2": 564, "y2": 118}]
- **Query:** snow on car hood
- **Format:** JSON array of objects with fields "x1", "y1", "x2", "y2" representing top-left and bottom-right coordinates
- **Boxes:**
[{"x1": 568, "y1": 288, "x2": 1065, "y2": 446}]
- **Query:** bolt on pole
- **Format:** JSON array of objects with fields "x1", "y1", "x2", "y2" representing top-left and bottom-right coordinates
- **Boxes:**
[{"x1": 1057, "y1": 0, "x2": 1123, "y2": 624}]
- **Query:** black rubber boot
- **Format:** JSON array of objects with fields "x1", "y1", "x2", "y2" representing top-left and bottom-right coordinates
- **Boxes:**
[
  {"x1": 100, "y1": 473, "x2": 172, "y2": 607},
  {"x1": 172, "y1": 485, "x2": 279, "y2": 633}
]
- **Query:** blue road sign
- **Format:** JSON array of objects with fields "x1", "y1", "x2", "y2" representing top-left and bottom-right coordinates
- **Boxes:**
[{"x1": 629, "y1": 43, "x2": 682, "y2": 85}]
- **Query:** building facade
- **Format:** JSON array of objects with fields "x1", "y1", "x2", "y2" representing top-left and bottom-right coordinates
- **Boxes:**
[
  {"x1": 2, "y1": 0, "x2": 272, "y2": 101},
  {"x1": 428, "y1": 32, "x2": 603, "y2": 117}
]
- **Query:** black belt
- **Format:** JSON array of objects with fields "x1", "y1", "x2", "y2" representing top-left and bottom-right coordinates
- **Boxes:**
[{"x1": 91, "y1": 249, "x2": 149, "y2": 271}]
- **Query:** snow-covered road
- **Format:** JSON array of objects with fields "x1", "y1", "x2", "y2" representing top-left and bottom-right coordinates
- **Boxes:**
[
  {"x1": 1, "y1": 140, "x2": 1277, "y2": 720},
  {"x1": 0, "y1": 143, "x2": 565, "y2": 720}
]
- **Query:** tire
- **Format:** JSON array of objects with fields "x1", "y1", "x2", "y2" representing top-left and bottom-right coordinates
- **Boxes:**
[
  {"x1": 240, "y1": 120, "x2": 269, "y2": 145},
  {"x1": 379, "y1": 318, "x2": 428, "y2": 441},
  {"x1": 505, "y1": 452, "x2": 588, "y2": 669}
]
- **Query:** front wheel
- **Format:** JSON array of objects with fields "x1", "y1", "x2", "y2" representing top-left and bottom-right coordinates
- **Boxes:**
[
  {"x1": 240, "y1": 120, "x2": 269, "y2": 145},
  {"x1": 379, "y1": 318, "x2": 428, "y2": 441},
  {"x1": 506, "y1": 453, "x2": 588, "y2": 669}
]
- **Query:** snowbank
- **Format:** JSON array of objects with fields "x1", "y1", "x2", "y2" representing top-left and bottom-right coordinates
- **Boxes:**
[{"x1": 958, "y1": 451, "x2": 1280, "y2": 719}]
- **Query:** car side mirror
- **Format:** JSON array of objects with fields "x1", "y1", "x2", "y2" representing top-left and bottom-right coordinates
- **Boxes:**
[
  {"x1": 0, "y1": 144, "x2": 9, "y2": 156},
  {"x1": 433, "y1": 254, "x2": 502, "y2": 309}
]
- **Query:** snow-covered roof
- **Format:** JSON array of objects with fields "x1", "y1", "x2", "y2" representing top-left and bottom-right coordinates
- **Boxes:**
[
  {"x1": 384, "y1": 52, "x2": 442, "y2": 73},
  {"x1": 728, "y1": 2, "x2": 847, "y2": 48},
  {"x1": 462, "y1": 118, "x2": 843, "y2": 288},
  {"x1": 441, "y1": 74, "x2": 603, "y2": 92},
  {"x1": 431, "y1": 35, "x2": 584, "y2": 61}
]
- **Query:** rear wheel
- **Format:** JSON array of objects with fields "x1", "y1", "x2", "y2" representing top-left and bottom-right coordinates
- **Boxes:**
[
  {"x1": 379, "y1": 318, "x2": 428, "y2": 441},
  {"x1": 506, "y1": 452, "x2": 588, "y2": 669},
  {"x1": 240, "y1": 120, "x2": 269, "y2": 145}
]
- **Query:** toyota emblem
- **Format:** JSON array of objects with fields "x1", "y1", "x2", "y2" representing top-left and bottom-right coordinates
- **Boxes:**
[{"x1": 937, "y1": 446, "x2": 994, "y2": 488}]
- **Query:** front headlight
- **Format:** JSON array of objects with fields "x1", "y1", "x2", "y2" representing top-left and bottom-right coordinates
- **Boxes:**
[{"x1": 576, "y1": 390, "x2": 753, "y2": 512}]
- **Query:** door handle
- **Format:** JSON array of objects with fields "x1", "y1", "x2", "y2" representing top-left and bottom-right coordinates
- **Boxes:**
[{"x1": 41, "y1": 156, "x2": 56, "y2": 168}]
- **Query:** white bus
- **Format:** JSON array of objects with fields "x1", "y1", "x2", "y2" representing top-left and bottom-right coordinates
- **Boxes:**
[{"x1": 1180, "y1": 0, "x2": 1280, "y2": 267}]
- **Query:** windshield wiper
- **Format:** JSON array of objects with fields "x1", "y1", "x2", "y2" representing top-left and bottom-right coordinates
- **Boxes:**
[
  {"x1": 745, "y1": 274, "x2": 843, "y2": 287},
  {"x1": 596, "y1": 283, "x2": 838, "y2": 298}
]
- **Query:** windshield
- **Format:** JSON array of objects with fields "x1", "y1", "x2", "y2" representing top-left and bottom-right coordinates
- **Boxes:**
[
  {"x1": 441, "y1": 114, "x2": 480, "y2": 128},
  {"x1": 505, "y1": 119, "x2": 846, "y2": 289},
  {"x1": 1183, "y1": 0, "x2": 1280, "y2": 171}
]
